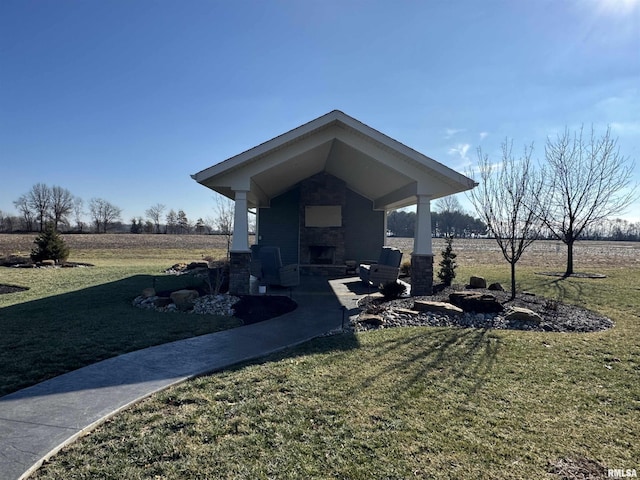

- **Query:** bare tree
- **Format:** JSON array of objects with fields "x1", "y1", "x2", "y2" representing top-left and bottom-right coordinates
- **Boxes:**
[
  {"x1": 50, "y1": 186, "x2": 74, "y2": 231},
  {"x1": 145, "y1": 203, "x2": 166, "y2": 234},
  {"x1": 13, "y1": 194, "x2": 35, "y2": 232},
  {"x1": 89, "y1": 198, "x2": 122, "y2": 233},
  {"x1": 435, "y1": 195, "x2": 463, "y2": 214},
  {"x1": 435, "y1": 195, "x2": 463, "y2": 236},
  {"x1": 468, "y1": 140, "x2": 545, "y2": 300},
  {"x1": 27, "y1": 183, "x2": 52, "y2": 231},
  {"x1": 214, "y1": 195, "x2": 235, "y2": 260},
  {"x1": 543, "y1": 126, "x2": 638, "y2": 276},
  {"x1": 73, "y1": 197, "x2": 85, "y2": 232}
]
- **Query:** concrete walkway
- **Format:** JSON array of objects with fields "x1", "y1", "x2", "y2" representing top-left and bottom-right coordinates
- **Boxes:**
[{"x1": 0, "y1": 276, "x2": 369, "y2": 480}]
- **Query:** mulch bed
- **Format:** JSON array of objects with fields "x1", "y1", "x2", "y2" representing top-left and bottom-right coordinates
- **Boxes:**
[{"x1": 233, "y1": 295, "x2": 297, "y2": 324}]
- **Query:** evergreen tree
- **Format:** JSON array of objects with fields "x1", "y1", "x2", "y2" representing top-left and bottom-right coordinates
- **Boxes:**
[
  {"x1": 31, "y1": 223, "x2": 70, "y2": 264},
  {"x1": 437, "y1": 235, "x2": 457, "y2": 286}
]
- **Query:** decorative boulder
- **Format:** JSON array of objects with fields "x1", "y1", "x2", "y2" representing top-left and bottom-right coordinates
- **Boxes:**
[
  {"x1": 469, "y1": 276, "x2": 487, "y2": 289},
  {"x1": 414, "y1": 300, "x2": 463, "y2": 316},
  {"x1": 170, "y1": 289, "x2": 200, "y2": 311},
  {"x1": 40, "y1": 259, "x2": 56, "y2": 267},
  {"x1": 504, "y1": 307, "x2": 542, "y2": 324},
  {"x1": 358, "y1": 314, "x2": 384, "y2": 326},
  {"x1": 449, "y1": 291, "x2": 503, "y2": 313},
  {"x1": 488, "y1": 282, "x2": 504, "y2": 291}
]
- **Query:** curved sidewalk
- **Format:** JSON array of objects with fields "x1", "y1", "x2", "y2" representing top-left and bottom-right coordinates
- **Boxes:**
[{"x1": 0, "y1": 277, "x2": 366, "y2": 480}]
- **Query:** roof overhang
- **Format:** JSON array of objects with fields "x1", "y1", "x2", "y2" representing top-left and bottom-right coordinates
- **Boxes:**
[{"x1": 192, "y1": 110, "x2": 477, "y2": 210}]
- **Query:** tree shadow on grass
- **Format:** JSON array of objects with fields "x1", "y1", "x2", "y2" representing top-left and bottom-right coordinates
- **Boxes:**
[
  {"x1": 354, "y1": 327, "x2": 500, "y2": 407},
  {"x1": 534, "y1": 275, "x2": 588, "y2": 304},
  {"x1": 0, "y1": 273, "x2": 241, "y2": 397},
  {"x1": 0, "y1": 274, "x2": 361, "y2": 399}
]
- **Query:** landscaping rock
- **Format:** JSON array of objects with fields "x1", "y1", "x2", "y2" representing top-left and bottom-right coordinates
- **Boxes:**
[
  {"x1": 488, "y1": 282, "x2": 504, "y2": 291},
  {"x1": 142, "y1": 287, "x2": 156, "y2": 298},
  {"x1": 352, "y1": 287, "x2": 613, "y2": 333},
  {"x1": 170, "y1": 289, "x2": 200, "y2": 311},
  {"x1": 358, "y1": 313, "x2": 384, "y2": 326},
  {"x1": 40, "y1": 259, "x2": 56, "y2": 267},
  {"x1": 449, "y1": 291, "x2": 503, "y2": 313},
  {"x1": 468, "y1": 276, "x2": 487, "y2": 288},
  {"x1": 505, "y1": 306, "x2": 542, "y2": 324},
  {"x1": 191, "y1": 294, "x2": 239, "y2": 316},
  {"x1": 154, "y1": 297, "x2": 173, "y2": 308},
  {"x1": 414, "y1": 300, "x2": 463, "y2": 316}
]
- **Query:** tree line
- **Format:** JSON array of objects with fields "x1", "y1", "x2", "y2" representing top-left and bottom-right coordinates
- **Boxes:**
[
  {"x1": 387, "y1": 199, "x2": 488, "y2": 239},
  {"x1": 0, "y1": 185, "x2": 224, "y2": 235}
]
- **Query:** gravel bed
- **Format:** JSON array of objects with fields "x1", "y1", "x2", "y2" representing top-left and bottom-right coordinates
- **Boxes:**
[{"x1": 354, "y1": 288, "x2": 614, "y2": 333}]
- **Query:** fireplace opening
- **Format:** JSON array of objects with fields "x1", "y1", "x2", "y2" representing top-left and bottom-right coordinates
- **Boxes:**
[{"x1": 308, "y1": 246, "x2": 335, "y2": 265}]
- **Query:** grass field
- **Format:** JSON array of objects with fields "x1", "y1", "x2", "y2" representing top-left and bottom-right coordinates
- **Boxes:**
[{"x1": 2, "y1": 234, "x2": 640, "y2": 478}]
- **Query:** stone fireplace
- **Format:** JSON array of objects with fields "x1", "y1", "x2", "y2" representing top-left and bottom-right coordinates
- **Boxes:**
[
  {"x1": 299, "y1": 173, "x2": 347, "y2": 267},
  {"x1": 308, "y1": 245, "x2": 336, "y2": 265}
]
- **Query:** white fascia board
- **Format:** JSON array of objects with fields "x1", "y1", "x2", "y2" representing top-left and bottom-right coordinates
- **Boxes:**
[
  {"x1": 336, "y1": 113, "x2": 477, "y2": 190},
  {"x1": 192, "y1": 110, "x2": 344, "y2": 184}
]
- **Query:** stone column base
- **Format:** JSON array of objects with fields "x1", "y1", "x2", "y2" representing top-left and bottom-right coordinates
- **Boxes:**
[
  {"x1": 229, "y1": 251, "x2": 251, "y2": 295},
  {"x1": 411, "y1": 254, "x2": 434, "y2": 296}
]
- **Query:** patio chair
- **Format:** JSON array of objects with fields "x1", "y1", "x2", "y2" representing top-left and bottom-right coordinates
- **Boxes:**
[
  {"x1": 359, "y1": 246, "x2": 403, "y2": 286},
  {"x1": 251, "y1": 245, "x2": 300, "y2": 288}
]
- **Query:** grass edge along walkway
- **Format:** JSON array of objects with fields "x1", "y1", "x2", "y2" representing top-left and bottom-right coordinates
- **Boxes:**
[{"x1": 0, "y1": 277, "x2": 350, "y2": 480}]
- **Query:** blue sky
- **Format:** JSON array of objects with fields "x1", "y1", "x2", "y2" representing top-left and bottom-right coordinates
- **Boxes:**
[{"x1": 1, "y1": 0, "x2": 639, "y2": 226}]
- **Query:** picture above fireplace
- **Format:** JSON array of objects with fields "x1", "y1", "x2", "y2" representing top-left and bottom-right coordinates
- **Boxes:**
[{"x1": 305, "y1": 205, "x2": 342, "y2": 227}]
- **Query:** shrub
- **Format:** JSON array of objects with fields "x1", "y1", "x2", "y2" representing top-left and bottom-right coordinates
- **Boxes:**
[
  {"x1": 400, "y1": 260, "x2": 411, "y2": 277},
  {"x1": 31, "y1": 224, "x2": 70, "y2": 264},
  {"x1": 379, "y1": 280, "x2": 407, "y2": 300},
  {"x1": 437, "y1": 235, "x2": 457, "y2": 286}
]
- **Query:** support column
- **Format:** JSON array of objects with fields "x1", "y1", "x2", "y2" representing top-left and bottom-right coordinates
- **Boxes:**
[
  {"x1": 232, "y1": 190, "x2": 250, "y2": 253},
  {"x1": 413, "y1": 195, "x2": 433, "y2": 255},
  {"x1": 411, "y1": 195, "x2": 434, "y2": 296},
  {"x1": 229, "y1": 190, "x2": 251, "y2": 295}
]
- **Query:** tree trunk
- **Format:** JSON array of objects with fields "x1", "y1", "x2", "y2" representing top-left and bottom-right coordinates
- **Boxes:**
[
  {"x1": 510, "y1": 261, "x2": 516, "y2": 301},
  {"x1": 565, "y1": 239, "x2": 575, "y2": 276}
]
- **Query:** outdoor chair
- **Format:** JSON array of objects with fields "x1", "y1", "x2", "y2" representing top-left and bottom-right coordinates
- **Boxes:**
[
  {"x1": 250, "y1": 245, "x2": 300, "y2": 288},
  {"x1": 359, "y1": 246, "x2": 403, "y2": 286}
]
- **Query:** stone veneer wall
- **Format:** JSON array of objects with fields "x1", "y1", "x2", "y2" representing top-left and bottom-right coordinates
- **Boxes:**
[
  {"x1": 229, "y1": 251, "x2": 251, "y2": 295},
  {"x1": 411, "y1": 254, "x2": 434, "y2": 296},
  {"x1": 299, "y1": 173, "x2": 347, "y2": 265}
]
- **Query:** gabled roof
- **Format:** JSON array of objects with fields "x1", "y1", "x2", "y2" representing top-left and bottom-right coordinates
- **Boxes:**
[{"x1": 192, "y1": 110, "x2": 477, "y2": 210}]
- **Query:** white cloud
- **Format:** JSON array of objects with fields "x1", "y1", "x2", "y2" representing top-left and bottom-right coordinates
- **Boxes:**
[
  {"x1": 445, "y1": 128, "x2": 465, "y2": 139},
  {"x1": 448, "y1": 143, "x2": 473, "y2": 170},
  {"x1": 610, "y1": 121, "x2": 640, "y2": 136},
  {"x1": 448, "y1": 143, "x2": 470, "y2": 159},
  {"x1": 479, "y1": 131, "x2": 489, "y2": 140}
]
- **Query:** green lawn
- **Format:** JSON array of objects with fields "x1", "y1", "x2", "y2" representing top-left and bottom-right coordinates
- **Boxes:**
[
  {"x1": 30, "y1": 263, "x2": 640, "y2": 479},
  {"x1": 0, "y1": 247, "x2": 240, "y2": 397}
]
